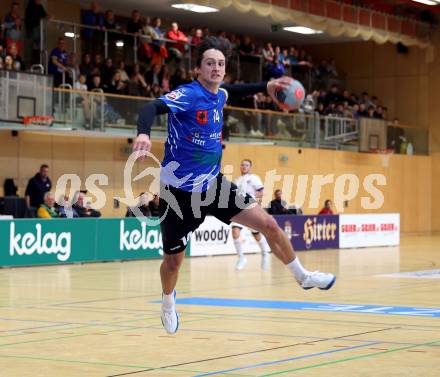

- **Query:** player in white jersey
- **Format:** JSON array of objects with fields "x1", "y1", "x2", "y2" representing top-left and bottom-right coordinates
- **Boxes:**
[{"x1": 232, "y1": 159, "x2": 271, "y2": 270}]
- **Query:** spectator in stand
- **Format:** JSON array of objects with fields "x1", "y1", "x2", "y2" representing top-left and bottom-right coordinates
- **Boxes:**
[
  {"x1": 268, "y1": 189, "x2": 288, "y2": 215},
  {"x1": 151, "y1": 83, "x2": 161, "y2": 98},
  {"x1": 145, "y1": 63, "x2": 161, "y2": 87},
  {"x1": 288, "y1": 46, "x2": 298, "y2": 65},
  {"x1": 79, "y1": 52, "x2": 94, "y2": 78},
  {"x1": 298, "y1": 48, "x2": 311, "y2": 65},
  {"x1": 352, "y1": 103, "x2": 361, "y2": 119},
  {"x1": 93, "y1": 53, "x2": 103, "y2": 72},
  {"x1": 167, "y1": 22, "x2": 188, "y2": 63},
  {"x1": 66, "y1": 52, "x2": 80, "y2": 82},
  {"x1": 358, "y1": 103, "x2": 368, "y2": 117},
  {"x1": 325, "y1": 84, "x2": 342, "y2": 106},
  {"x1": 81, "y1": 1, "x2": 104, "y2": 45},
  {"x1": 25, "y1": 0, "x2": 49, "y2": 64},
  {"x1": 6, "y1": 43, "x2": 24, "y2": 71},
  {"x1": 48, "y1": 37, "x2": 69, "y2": 87},
  {"x1": 274, "y1": 45, "x2": 282, "y2": 62},
  {"x1": 150, "y1": 17, "x2": 167, "y2": 66},
  {"x1": 74, "y1": 74, "x2": 87, "y2": 91},
  {"x1": 148, "y1": 194, "x2": 160, "y2": 217},
  {"x1": 141, "y1": 16, "x2": 156, "y2": 39},
  {"x1": 126, "y1": 63, "x2": 148, "y2": 96},
  {"x1": 126, "y1": 9, "x2": 142, "y2": 34},
  {"x1": 117, "y1": 60, "x2": 129, "y2": 83},
  {"x1": 103, "y1": 9, "x2": 119, "y2": 31},
  {"x1": 4, "y1": 2, "x2": 23, "y2": 54},
  {"x1": 126, "y1": 192, "x2": 151, "y2": 217},
  {"x1": 303, "y1": 90, "x2": 319, "y2": 114},
  {"x1": 374, "y1": 105, "x2": 384, "y2": 119},
  {"x1": 107, "y1": 70, "x2": 126, "y2": 95},
  {"x1": 202, "y1": 26, "x2": 210, "y2": 37},
  {"x1": 139, "y1": 17, "x2": 154, "y2": 61},
  {"x1": 190, "y1": 28, "x2": 203, "y2": 46},
  {"x1": 72, "y1": 191, "x2": 101, "y2": 217},
  {"x1": 170, "y1": 67, "x2": 190, "y2": 89},
  {"x1": 367, "y1": 106, "x2": 375, "y2": 118},
  {"x1": 341, "y1": 90, "x2": 353, "y2": 106},
  {"x1": 4, "y1": 55, "x2": 14, "y2": 70},
  {"x1": 327, "y1": 58, "x2": 338, "y2": 77},
  {"x1": 239, "y1": 36, "x2": 255, "y2": 60},
  {"x1": 37, "y1": 192, "x2": 60, "y2": 219},
  {"x1": 361, "y1": 92, "x2": 373, "y2": 108},
  {"x1": 217, "y1": 30, "x2": 228, "y2": 40},
  {"x1": 0, "y1": 56, "x2": 4, "y2": 70},
  {"x1": 262, "y1": 42, "x2": 274, "y2": 65},
  {"x1": 88, "y1": 74, "x2": 103, "y2": 91},
  {"x1": 229, "y1": 34, "x2": 239, "y2": 52},
  {"x1": 73, "y1": 74, "x2": 91, "y2": 122},
  {"x1": 56, "y1": 195, "x2": 79, "y2": 218},
  {"x1": 101, "y1": 57, "x2": 115, "y2": 88},
  {"x1": 317, "y1": 102, "x2": 325, "y2": 115},
  {"x1": 280, "y1": 49, "x2": 290, "y2": 67},
  {"x1": 25, "y1": 164, "x2": 52, "y2": 209},
  {"x1": 318, "y1": 199, "x2": 334, "y2": 215}
]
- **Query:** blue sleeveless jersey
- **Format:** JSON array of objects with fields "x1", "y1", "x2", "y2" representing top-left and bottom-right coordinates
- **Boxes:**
[{"x1": 159, "y1": 80, "x2": 227, "y2": 192}]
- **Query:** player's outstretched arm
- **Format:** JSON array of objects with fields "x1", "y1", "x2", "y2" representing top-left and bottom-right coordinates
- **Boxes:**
[
  {"x1": 221, "y1": 76, "x2": 294, "y2": 105},
  {"x1": 133, "y1": 99, "x2": 170, "y2": 153}
]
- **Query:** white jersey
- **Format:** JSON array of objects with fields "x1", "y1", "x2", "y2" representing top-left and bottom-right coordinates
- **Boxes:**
[{"x1": 234, "y1": 173, "x2": 264, "y2": 199}]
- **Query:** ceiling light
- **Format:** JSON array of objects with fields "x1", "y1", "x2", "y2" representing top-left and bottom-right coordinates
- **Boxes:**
[
  {"x1": 283, "y1": 26, "x2": 323, "y2": 35},
  {"x1": 411, "y1": 0, "x2": 438, "y2": 5},
  {"x1": 64, "y1": 32, "x2": 75, "y2": 38},
  {"x1": 171, "y1": 3, "x2": 219, "y2": 13},
  {"x1": 116, "y1": 40, "x2": 124, "y2": 47}
]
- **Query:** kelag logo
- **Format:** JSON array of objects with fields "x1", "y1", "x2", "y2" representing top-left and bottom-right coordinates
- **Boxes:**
[
  {"x1": 9, "y1": 222, "x2": 71, "y2": 261},
  {"x1": 303, "y1": 217, "x2": 338, "y2": 249}
]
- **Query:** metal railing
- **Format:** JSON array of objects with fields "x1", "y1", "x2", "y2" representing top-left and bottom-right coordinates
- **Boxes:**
[
  {"x1": 40, "y1": 18, "x2": 266, "y2": 82},
  {"x1": 50, "y1": 88, "x2": 358, "y2": 148}
]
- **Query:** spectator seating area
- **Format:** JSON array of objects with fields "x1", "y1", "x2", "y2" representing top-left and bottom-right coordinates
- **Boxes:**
[{"x1": 1, "y1": 0, "x2": 388, "y2": 124}]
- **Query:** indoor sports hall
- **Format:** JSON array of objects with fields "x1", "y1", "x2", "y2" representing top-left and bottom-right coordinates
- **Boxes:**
[{"x1": 0, "y1": 1, "x2": 439, "y2": 376}]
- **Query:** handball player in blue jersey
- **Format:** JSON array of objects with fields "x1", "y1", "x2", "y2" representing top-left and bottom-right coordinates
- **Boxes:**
[{"x1": 133, "y1": 37, "x2": 336, "y2": 334}]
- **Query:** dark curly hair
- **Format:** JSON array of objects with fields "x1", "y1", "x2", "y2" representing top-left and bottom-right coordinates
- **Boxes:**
[{"x1": 196, "y1": 36, "x2": 231, "y2": 67}]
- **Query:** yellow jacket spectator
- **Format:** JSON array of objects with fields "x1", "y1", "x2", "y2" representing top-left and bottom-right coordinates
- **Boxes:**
[{"x1": 37, "y1": 192, "x2": 59, "y2": 218}]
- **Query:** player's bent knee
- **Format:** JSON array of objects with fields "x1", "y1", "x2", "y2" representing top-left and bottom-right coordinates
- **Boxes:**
[{"x1": 261, "y1": 217, "x2": 280, "y2": 240}]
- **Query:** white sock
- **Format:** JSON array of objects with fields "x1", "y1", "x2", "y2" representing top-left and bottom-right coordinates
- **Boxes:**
[
  {"x1": 287, "y1": 257, "x2": 309, "y2": 283},
  {"x1": 162, "y1": 290, "x2": 175, "y2": 311},
  {"x1": 234, "y1": 238, "x2": 244, "y2": 257},
  {"x1": 258, "y1": 238, "x2": 270, "y2": 254}
]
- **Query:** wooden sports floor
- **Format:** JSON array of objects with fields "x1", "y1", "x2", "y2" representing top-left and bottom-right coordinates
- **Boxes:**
[{"x1": 0, "y1": 234, "x2": 439, "y2": 377}]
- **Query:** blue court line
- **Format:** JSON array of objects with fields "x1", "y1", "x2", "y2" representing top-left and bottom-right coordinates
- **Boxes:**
[
  {"x1": 191, "y1": 342, "x2": 379, "y2": 377},
  {"x1": 172, "y1": 297, "x2": 440, "y2": 318}
]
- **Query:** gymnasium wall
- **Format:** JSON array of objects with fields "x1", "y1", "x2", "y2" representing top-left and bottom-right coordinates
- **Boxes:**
[
  {"x1": 0, "y1": 131, "x2": 431, "y2": 233},
  {"x1": 306, "y1": 41, "x2": 429, "y2": 130}
]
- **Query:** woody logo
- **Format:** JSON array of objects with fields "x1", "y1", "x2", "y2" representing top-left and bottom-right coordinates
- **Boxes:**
[{"x1": 196, "y1": 110, "x2": 208, "y2": 125}]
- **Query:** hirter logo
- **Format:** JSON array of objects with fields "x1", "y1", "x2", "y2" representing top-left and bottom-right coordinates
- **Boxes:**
[{"x1": 196, "y1": 110, "x2": 208, "y2": 125}]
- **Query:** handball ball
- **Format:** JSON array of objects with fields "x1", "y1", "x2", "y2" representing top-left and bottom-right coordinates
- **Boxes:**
[{"x1": 276, "y1": 79, "x2": 306, "y2": 111}]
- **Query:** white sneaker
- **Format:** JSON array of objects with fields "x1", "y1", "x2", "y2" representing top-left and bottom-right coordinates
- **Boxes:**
[
  {"x1": 261, "y1": 252, "x2": 269, "y2": 270},
  {"x1": 161, "y1": 291, "x2": 179, "y2": 334},
  {"x1": 301, "y1": 271, "x2": 336, "y2": 290},
  {"x1": 235, "y1": 256, "x2": 247, "y2": 270}
]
